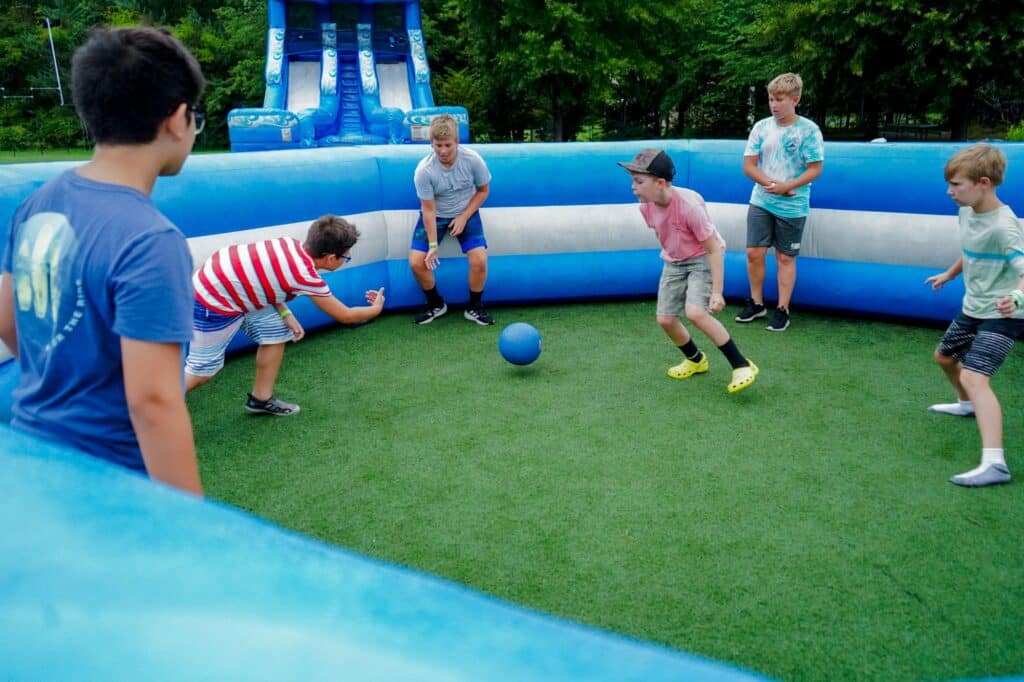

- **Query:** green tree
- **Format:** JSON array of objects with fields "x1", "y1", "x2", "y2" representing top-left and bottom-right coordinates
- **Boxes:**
[
  {"x1": 452, "y1": 0, "x2": 629, "y2": 141},
  {"x1": 172, "y1": 0, "x2": 267, "y2": 149},
  {"x1": 755, "y1": 0, "x2": 1024, "y2": 140}
]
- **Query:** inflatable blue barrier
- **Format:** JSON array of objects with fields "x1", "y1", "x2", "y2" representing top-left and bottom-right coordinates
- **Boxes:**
[
  {"x1": 0, "y1": 359, "x2": 15, "y2": 422},
  {"x1": 0, "y1": 423, "x2": 765, "y2": 680},
  {"x1": 2, "y1": 139, "x2": 1022, "y2": 678}
]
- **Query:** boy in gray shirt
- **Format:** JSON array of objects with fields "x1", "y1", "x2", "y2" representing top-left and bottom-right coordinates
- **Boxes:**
[{"x1": 408, "y1": 114, "x2": 493, "y2": 325}]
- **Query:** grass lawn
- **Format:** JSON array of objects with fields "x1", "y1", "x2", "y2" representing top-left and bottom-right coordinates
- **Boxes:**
[
  {"x1": 0, "y1": 148, "x2": 92, "y2": 164},
  {"x1": 188, "y1": 301, "x2": 1024, "y2": 681},
  {"x1": 0, "y1": 147, "x2": 227, "y2": 165}
]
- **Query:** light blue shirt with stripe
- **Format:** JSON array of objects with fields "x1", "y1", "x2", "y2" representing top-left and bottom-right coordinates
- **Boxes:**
[{"x1": 960, "y1": 204, "x2": 1024, "y2": 318}]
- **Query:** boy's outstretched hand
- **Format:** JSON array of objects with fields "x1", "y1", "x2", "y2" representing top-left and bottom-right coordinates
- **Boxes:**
[
  {"x1": 925, "y1": 271, "x2": 952, "y2": 290},
  {"x1": 367, "y1": 287, "x2": 385, "y2": 309}
]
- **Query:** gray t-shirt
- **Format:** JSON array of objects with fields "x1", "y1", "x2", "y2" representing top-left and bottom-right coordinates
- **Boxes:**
[
  {"x1": 959, "y1": 204, "x2": 1024, "y2": 319},
  {"x1": 413, "y1": 146, "x2": 491, "y2": 218}
]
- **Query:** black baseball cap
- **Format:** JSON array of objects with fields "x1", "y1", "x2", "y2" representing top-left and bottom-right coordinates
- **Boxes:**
[{"x1": 617, "y1": 148, "x2": 675, "y2": 181}]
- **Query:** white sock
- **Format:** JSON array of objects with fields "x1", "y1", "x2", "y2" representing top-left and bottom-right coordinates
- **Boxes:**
[
  {"x1": 928, "y1": 399, "x2": 974, "y2": 416},
  {"x1": 981, "y1": 448, "x2": 1006, "y2": 467},
  {"x1": 956, "y1": 449, "x2": 1006, "y2": 479}
]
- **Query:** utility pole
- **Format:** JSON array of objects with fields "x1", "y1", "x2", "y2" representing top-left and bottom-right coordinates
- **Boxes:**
[{"x1": 44, "y1": 18, "x2": 65, "y2": 106}]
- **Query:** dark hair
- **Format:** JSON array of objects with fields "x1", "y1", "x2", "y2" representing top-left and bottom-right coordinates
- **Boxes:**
[
  {"x1": 304, "y1": 215, "x2": 360, "y2": 258},
  {"x1": 71, "y1": 26, "x2": 205, "y2": 145}
]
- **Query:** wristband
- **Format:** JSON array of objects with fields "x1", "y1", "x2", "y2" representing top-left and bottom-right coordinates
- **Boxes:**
[
  {"x1": 428, "y1": 241, "x2": 438, "y2": 249},
  {"x1": 1011, "y1": 289, "x2": 1024, "y2": 310},
  {"x1": 280, "y1": 308, "x2": 292, "y2": 319}
]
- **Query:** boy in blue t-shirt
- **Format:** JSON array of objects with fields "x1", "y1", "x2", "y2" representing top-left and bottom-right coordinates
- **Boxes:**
[
  {"x1": 0, "y1": 27, "x2": 206, "y2": 496},
  {"x1": 736, "y1": 72, "x2": 825, "y2": 332}
]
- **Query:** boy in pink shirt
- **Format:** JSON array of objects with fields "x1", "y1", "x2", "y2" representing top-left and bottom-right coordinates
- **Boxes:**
[{"x1": 619, "y1": 149, "x2": 759, "y2": 394}]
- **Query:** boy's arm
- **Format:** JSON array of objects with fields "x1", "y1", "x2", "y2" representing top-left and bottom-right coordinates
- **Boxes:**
[
  {"x1": 0, "y1": 273, "x2": 16, "y2": 357},
  {"x1": 700, "y1": 234, "x2": 726, "y2": 312},
  {"x1": 310, "y1": 287, "x2": 385, "y2": 325},
  {"x1": 742, "y1": 155, "x2": 774, "y2": 187},
  {"x1": 420, "y1": 198, "x2": 441, "y2": 269},
  {"x1": 449, "y1": 184, "x2": 491, "y2": 236},
  {"x1": 925, "y1": 256, "x2": 963, "y2": 289},
  {"x1": 996, "y1": 273, "x2": 1024, "y2": 317},
  {"x1": 121, "y1": 337, "x2": 203, "y2": 496},
  {"x1": 274, "y1": 303, "x2": 304, "y2": 342},
  {"x1": 769, "y1": 161, "x2": 823, "y2": 196}
]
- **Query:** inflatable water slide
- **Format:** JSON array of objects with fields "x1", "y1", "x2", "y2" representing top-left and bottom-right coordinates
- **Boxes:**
[{"x1": 227, "y1": 0, "x2": 469, "y2": 150}]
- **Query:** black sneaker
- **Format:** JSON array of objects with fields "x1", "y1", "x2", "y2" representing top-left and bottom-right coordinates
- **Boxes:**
[
  {"x1": 464, "y1": 306, "x2": 494, "y2": 326},
  {"x1": 414, "y1": 302, "x2": 448, "y2": 324},
  {"x1": 735, "y1": 299, "x2": 767, "y2": 322},
  {"x1": 245, "y1": 393, "x2": 300, "y2": 416},
  {"x1": 766, "y1": 307, "x2": 790, "y2": 332}
]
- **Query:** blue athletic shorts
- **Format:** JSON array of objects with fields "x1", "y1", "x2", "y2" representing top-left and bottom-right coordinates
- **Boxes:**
[{"x1": 410, "y1": 211, "x2": 487, "y2": 253}]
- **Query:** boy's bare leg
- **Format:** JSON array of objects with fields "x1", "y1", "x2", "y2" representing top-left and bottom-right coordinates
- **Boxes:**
[
  {"x1": 251, "y1": 343, "x2": 286, "y2": 401},
  {"x1": 776, "y1": 252, "x2": 797, "y2": 310},
  {"x1": 466, "y1": 247, "x2": 487, "y2": 292},
  {"x1": 929, "y1": 351, "x2": 975, "y2": 416},
  {"x1": 686, "y1": 306, "x2": 730, "y2": 346},
  {"x1": 408, "y1": 250, "x2": 436, "y2": 290},
  {"x1": 657, "y1": 315, "x2": 692, "y2": 346},
  {"x1": 185, "y1": 372, "x2": 209, "y2": 392},
  {"x1": 745, "y1": 246, "x2": 768, "y2": 303},
  {"x1": 961, "y1": 371, "x2": 1002, "y2": 449},
  {"x1": 950, "y1": 369, "x2": 1011, "y2": 486}
]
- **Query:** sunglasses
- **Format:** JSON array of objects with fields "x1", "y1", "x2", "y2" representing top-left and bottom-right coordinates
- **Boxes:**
[{"x1": 189, "y1": 108, "x2": 206, "y2": 135}]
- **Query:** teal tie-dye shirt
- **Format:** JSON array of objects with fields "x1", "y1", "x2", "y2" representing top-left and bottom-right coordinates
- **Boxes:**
[
  {"x1": 959, "y1": 204, "x2": 1024, "y2": 319},
  {"x1": 744, "y1": 116, "x2": 825, "y2": 218}
]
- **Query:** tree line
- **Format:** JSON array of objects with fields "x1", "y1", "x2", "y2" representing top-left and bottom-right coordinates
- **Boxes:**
[{"x1": 2, "y1": 0, "x2": 1023, "y2": 152}]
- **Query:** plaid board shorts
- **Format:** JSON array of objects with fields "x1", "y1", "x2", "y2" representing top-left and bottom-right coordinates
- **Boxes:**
[{"x1": 185, "y1": 300, "x2": 295, "y2": 377}]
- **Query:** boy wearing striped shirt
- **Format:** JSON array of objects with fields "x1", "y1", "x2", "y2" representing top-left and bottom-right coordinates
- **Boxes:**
[
  {"x1": 185, "y1": 215, "x2": 385, "y2": 415},
  {"x1": 925, "y1": 144, "x2": 1024, "y2": 487}
]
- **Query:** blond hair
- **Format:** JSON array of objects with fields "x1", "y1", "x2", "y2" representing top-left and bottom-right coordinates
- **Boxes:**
[
  {"x1": 944, "y1": 143, "x2": 1007, "y2": 186},
  {"x1": 429, "y1": 114, "x2": 459, "y2": 141},
  {"x1": 767, "y1": 73, "x2": 802, "y2": 98}
]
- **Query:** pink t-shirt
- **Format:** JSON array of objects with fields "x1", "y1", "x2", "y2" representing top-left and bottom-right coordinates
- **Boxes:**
[{"x1": 639, "y1": 186, "x2": 724, "y2": 263}]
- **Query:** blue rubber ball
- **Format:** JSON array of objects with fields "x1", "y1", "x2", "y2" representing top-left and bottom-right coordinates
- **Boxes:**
[{"x1": 498, "y1": 322, "x2": 542, "y2": 365}]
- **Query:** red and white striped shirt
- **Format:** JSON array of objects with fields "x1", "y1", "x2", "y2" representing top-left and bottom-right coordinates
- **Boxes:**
[{"x1": 193, "y1": 237, "x2": 331, "y2": 315}]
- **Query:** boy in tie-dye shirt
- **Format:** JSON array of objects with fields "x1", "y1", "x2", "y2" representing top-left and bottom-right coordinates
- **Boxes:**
[{"x1": 735, "y1": 73, "x2": 825, "y2": 332}]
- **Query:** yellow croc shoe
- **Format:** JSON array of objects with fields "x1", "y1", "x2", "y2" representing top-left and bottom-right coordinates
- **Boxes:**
[
  {"x1": 667, "y1": 354, "x2": 709, "y2": 380},
  {"x1": 727, "y1": 360, "x2": 759, "y2": 394}
]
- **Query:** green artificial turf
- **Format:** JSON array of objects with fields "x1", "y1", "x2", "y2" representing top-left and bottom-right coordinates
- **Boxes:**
[{"x1": 188, "y1": 301, "x2": 1024, "y2": 681}]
